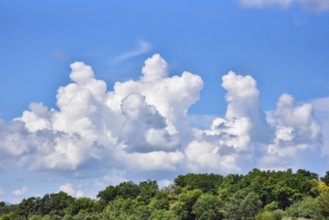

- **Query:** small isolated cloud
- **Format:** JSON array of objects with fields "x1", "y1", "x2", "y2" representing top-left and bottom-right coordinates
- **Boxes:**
[
  {"x1": 239, "y1": 0, "x2": 329, "y2": 12},
  {"x1": 53, "y1": 49, "x2": 69, "y2": 61},
  {"x1": 240, "y1": 0, "x2": 293, "y2": 8},
  {"x1": 111, "y1": 40, "x2": 151, "y2": 64},
  {"x1": 59, "y1": 183, "x2": 84, "y2": 197},
  {"x1": 12, "y1": 186, "x2": 27, "y2": 196},
  {"x1": 299, "y1": 0, "x2": 329, "y2": 12},
  {"x1": 0, "y1": 187, "x2": 4, "y2": 196}
]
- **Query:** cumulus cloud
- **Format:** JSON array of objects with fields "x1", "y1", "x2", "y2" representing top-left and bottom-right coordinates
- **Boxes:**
[
  {"x1": 262, "y1": 93, "x2": 321, "y2": 168},
  {"x1": 186, "y1": 71, "x2": 321, "y2": 172},
  {"x1": 239, "y1": 0, "x2": 329, "y2": 11},
  {"x1": 186, "y1": 72, "x2": 269, "y2": 173},
  {"x1": 59, "y1": 183, "x2": 84, "y2": 198},
  {"x1": 0, "y1": 53, "x2": 324, "y2": 184},
  {"x1": 12, "y1": 186, "x2": 28, "y2": 196},
  {"x1": 119, "y1": 93, "x2": 179, "y2": 153},
  {"x1": 0, "y1": 54, "x2": 203, "y2": 175}
]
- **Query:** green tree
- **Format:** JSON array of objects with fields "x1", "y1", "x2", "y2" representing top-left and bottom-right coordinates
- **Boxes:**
[
  {"x1": 138, "y1": 180, "x2": 158, "y2": 204},
  {"x1": 286, "y1": 196, "x2": 320, "y2": 219},
  {"x1": 224, "y1": 190, "x2": 262, "y2": 220},
  {"x1": 15, "y1": 197, "x2": 41, "y2": 219},
  {"x1": 255, "y1": 210, "x2": 283, "y2": 220},
  {"x1": 174, "y1": 173, "x2": 223, "y2": 194},
  {"x1": 97, "y1": 185, "x2": 117, "y2": 202},
  {"x1": 192, "y1": 194, "x2": 223, "y2": 220},
  {"x1": 40, "y1": 191, "x2": 74, "y2": 216},
  {"x1": 171, "y1": 189, "x2": 203, "y2": 220},
  {"x1": 320, "y1": 171, "x2": 329, "y2": 186},
  {"x1": 66, "y1": 197, "x2": 95, "y2": 216},
  {"x1": 317, "y1": 190, "x2": 329, "y2": 217},
  {"x1": 149, "y1": 209, "x2": 180, "y2": 220}
]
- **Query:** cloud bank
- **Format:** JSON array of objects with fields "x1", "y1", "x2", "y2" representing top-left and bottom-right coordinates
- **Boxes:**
[
  {"x1": 0, "y1": 54, "x2": 326, "y2": 184},
  {"x1": 239, "y1": 0, "x2": 329, "y2": 11}
]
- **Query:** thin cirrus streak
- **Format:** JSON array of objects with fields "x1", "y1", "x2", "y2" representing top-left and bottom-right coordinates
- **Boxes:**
[{"x1": 110, "y1": 40, "x2": 151, "y2": 65}]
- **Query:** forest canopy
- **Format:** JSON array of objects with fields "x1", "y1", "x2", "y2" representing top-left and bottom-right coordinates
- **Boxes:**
[{"x1": 1, "y1": 168, "x2": 329, "y2": 220}]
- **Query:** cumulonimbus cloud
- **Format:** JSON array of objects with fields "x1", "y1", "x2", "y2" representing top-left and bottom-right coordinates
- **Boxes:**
[{"x1": 0, "y1": 53, "x2": 325, "y2": 180}]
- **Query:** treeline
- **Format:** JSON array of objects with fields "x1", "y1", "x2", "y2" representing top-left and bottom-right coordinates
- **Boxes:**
[{"x1": 1, "y1": 168, "x2": 329, "y2": 220}]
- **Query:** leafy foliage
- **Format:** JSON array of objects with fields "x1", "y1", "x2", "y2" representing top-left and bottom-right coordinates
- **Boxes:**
[{"x1": 1, "y1": 168, "x2": 329, "y2": 219}]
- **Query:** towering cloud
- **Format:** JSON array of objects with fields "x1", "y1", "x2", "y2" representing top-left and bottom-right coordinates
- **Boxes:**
[
  {"x1": 186, "y1": 72, "x2": 268, "y2": 173},
  {"x1": 0, "y1": 54, "x2": 324, "y2": 183}
]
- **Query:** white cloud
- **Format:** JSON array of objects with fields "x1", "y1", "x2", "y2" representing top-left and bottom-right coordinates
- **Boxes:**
[
  {"x1": 141, "y1": 53, "x2": 168, "y2": 82},
  {"x1": 76, "y1": 190, "x2": 84, "y2": 198},
  {"x1": 186, "y1": 72, "x2": 268, "y2": 172},
  {"x1": 111, "y1": 40, "x2": 151, "y2": 64},
  {"x1": 59, "y1": 183, "x2": 84, "y2": 197},
  {"x1": 13, "y1": 186, "x2": 27, "y2": 196},
  {"x1": 119, "y1": 93, "x2": 179, "y2": 153},
  {"x1": 186, "y1": 140, "x2": 240, "y2": 173},
  {"x1": 0, "y1": 188, "x2": 4, "y2": 196},
  {"x1": 313, "y1": 97, "x2": 329, "y2": 156},
  {"x1": 299, "y1": 0, "x2": 329, "y2": 11},
  {"x1": 0, "y1": 53, "x2": 325, "y2": 183},
  {"x1": 239, "y1": 0, "x2": 329, "y2": 11},
  {"x1": 239, "y1": 0, "x2": 293, "y2": 8},
  {"x1": 262, "y1": 93, "x2": 321, "y2": 168},
  {"x1": 1, "y1": 54, "x2": 202, "y2": 175}
]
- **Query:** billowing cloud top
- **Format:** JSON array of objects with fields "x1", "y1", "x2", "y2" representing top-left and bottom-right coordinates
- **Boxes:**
[{"x1": 0, "y1": 54, "x2": 325, "y2": 185}]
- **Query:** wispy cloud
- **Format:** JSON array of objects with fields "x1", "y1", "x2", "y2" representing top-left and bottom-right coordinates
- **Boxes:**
[
  {"x1": 239, "y1": 0, "x2": 329, "y2": 12},
  {"x1": 239, "y1": 0, "x2": 293, "y2": 8},
  {"x1": 299, "y1": 0, "x2": 329, "y2": 12},
  {"x1": 111, "y1": 40, "x2": 151, "y2": 65}
]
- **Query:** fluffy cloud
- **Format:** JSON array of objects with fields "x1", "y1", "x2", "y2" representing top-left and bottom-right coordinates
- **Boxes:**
[
  {"x1": 186, "y1": 71, "x2": 321, "y2": 172},
  {"x1": 186, "y1": 72, "x2": 268, "y2": 172},
  {"x1": 118, "y1": 93, "x2": 179, "y2": 153},
  {"x1": 59, "y1": 183, "x2": 84, "y2": 198},
  {"x1": 1, "y1": 54, "x2": 203, "y2": 175},
  {"x1": 12, "y1": 186, "x2": 28, "y2": 196},
  {"x1": 262, "y1": 93, "x2": 321, "y2": 168},
  {"x1": 0, "y1": 54, "x2": 324, "y2": 184},
  {"x1": 239, "y1": 0, "x2": 329, "y2": 11}
]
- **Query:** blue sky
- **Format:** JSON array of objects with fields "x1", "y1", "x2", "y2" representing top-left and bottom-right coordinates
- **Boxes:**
[{"x1": 0, "y1": 0, "x2": 329, "y2": 203}]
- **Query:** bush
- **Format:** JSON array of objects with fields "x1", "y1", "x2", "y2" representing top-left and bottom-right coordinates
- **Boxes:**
[{"x1": 255, "y1": 210, "x2": 283, "y2": 220}]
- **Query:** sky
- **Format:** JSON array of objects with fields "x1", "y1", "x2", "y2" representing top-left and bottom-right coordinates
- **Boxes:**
[{"x1": 0, "y1": 0, "x2": 329, "y2": 203}]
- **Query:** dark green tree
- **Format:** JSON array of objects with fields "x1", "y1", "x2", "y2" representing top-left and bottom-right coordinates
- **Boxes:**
[
  {"x1": 40, "y1": 191, "x2": 74, "y2": 216},
  {"x1": 320, "y1": 171, "x2": 329, "y2": 186}
]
